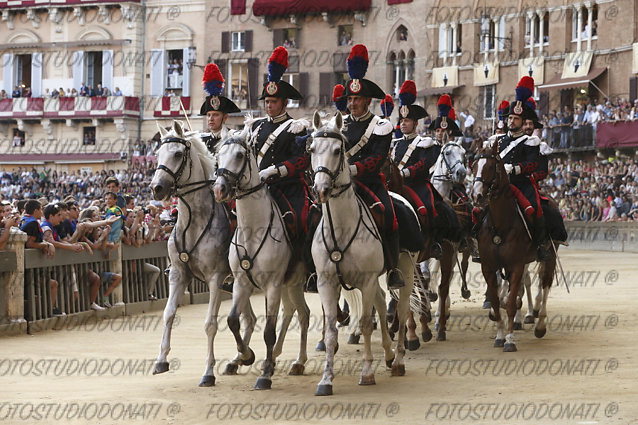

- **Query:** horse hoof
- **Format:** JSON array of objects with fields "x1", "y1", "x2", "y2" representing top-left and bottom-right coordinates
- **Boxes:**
[
  {"x1": 315, "y1": 384, "x2": 333, "y2": 396},
  {"x1": 422, "y1": 329, "x2": 433, "y2": 342},
  {"x1": 391, "y1": 364, "x2": 405, "y2": 376},
  {"x1": 315, "y1": 341, "x2": 326, "y2": 351},
  {"x1": 524, "y1": 315, "x2": 535, "y2": 324},
  {"x1": 288, "y1": 363, "x2": 305, "y2": 376},
  {"x1": 503, "y1": 343, "x2": 517, "y2": 352},
  {"x1": 488, "y1": 311, "x2": 497, "y2": 321},
  {"x1": 222, "y1": 363, "x2": 239, "y2": 375},
  {"x1": 461, "y1": 288, "x2": 471, "y2": 299},
  {"x1": 241, "y1": 349, "x2": 256, "y2": 366},
  {"x1": 152, "y1": 362, "x2": 169, "y2": 375},
  {"x1": 198, "y1": 375, "x2": 216, "y2": 387},
  {"x1": 347, "y1": 334, "x2": 360, "y2": 344},
  {"x1": 513, "y1": 322, "x2": 523, "y2": 330},
  {"x1": 436, "y1": 331, "x2": 446, "y2": 341},
  {"x1": 428, "y1": 291, "x2": 438, "y2": 302},
  {"x1": 386, "y1": 358, "x2": 394, "y2": 368},
  {"x1": 533, "y1": 310, "x2": 539, "y2": 318},
  {"x1": 482, "y1": 300, "x2": 491, "y2": 309},
  {"x1": 358, "y1": 374, "x2": 375, "y2": 386},
  {"x1": 534, "y1": 327, "x2": 547, "y2": 338},
  {"x1": 494, "y1": 338, "x2": 505, "y2": 348},
  {"x1": 406, "y1": 339, "x2": 420, "y2": 351},
  {"x1": 254, "y1": 377, "x2": 272, "y2": 390}
]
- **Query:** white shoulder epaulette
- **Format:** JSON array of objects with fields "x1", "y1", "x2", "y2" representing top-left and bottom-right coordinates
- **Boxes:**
[{"x1": 372, "y1": 118, "x2": 392, "y2": 136}]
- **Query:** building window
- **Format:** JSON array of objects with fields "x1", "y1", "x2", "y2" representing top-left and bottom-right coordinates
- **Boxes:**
[
  {"x1": 572, "y1": 5, "x2": 598, "y2": 41},
  {"x1": 85, "y1": 51, "x2": 103, "y2": 89},
  {"x1": 12, "y1": 129, "x2": 25, "y2": 147},
  {"x1": 280, "y1": 74, "x2": 300, "y2": 108},
  {"x1": 232, "y1": 31, "x2": 245, "y2": 51},
  {"x1": 439, "y1": 24, "x2": 461, "y2": 57},
  {"x1": 282, "y1": 29, "x2": 297, "y2": 49},
  {"x1": 228, "y1": 61, "x2": 248, "y2": 109},
  {"x1": 338, "y1": 25, "x2": 353, "y2": 46},
  {"x1": 480, "y1": 17, "x2": 506, "y2": 52},
  {"x1": 481, "y1": 85, "x2": 495, "y2": 119},
  {"x1": 15, "y1": 54, "x2": 32, "y2": 92},
  {"x1": 526, "y1": 14, "x2": 549, "y2": 47},
  {"x1": 397, "y1": 25, "x2": 408, "y2": 42},
  {"x1": 83, "y1": 127, "x2": 96, "y2": 146},
  {"x1": 166, "y1": 49, "x2": 184, "y2": 91}
]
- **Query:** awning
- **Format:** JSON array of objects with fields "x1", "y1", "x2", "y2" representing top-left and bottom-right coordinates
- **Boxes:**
[
  {"x1": 253, "y1": 0, "x2": 371, "y2": 16},
  {"x1": 538, "y1": 67, "x2": 606, "y2": 91},
  {"x1": 417, "y1": 85, "x2": 464, "y2": 97}
]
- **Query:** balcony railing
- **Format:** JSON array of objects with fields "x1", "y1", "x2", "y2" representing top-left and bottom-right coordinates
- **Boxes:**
[
  {"x1": 153, "y1": 96, "x2": 190, "y2": 118},
  {"x1": 0, "y1": 96, "x2": 140, "y2": 119}
]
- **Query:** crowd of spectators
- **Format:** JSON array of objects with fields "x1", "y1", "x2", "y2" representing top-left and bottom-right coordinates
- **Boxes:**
[
  {"x1": 542, "y1": 156, "x2": 638, "y2": 222},
  {"x1": 0, "y1": 82, "x2": 123, "y2": 99}
]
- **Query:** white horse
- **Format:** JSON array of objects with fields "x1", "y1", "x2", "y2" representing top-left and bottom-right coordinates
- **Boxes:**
[
  {"x1": 309, "y1": 111, "x2": 416, "y2": 396},
  {"x1": 212, "y1": 129, "x2": 309, "y2": 390},
  {"x1": 150, "y1": 121, "x2": 257, "y2": 386}
]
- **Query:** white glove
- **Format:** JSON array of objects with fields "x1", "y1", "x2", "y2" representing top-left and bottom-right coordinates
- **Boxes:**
[
  {"x1": 349, "y1": 164, "x2": 358, "y2": 177},
  {"x1": 259, "y1": 165, "x2": 279, "y2": 181},
  {"x1": 504, "y1": 164, "x2": 514, "y2": 174},
  {"x1": 401, "y1": 168, "x2": 410, "y2": 178}
]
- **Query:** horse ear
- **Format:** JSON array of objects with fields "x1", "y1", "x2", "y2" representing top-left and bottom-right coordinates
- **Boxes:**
[
  {"x1": 173, "y1": 120, "x2": 184, "y2": 138},
  {"x1": 156, "y1": 121, "x2": 168, "y2": 138},
  {"x1": 334, "y1": 111, "x2": 343, "y2": 130},
  {"x1": 313, "y1": 111, "x2": 322, "y2": 131}
]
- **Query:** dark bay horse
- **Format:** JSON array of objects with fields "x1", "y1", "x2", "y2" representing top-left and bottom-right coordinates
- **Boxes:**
[{"x1": 470, "y1": 141, "x2": 557, "y2": 351}]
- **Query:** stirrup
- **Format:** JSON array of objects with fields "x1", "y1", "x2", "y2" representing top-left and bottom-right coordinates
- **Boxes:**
[
  {"x1": 219, "y1": 275, "x2": 234, "y2": 294},
  {"x1": 304, "y1": 273, "x2": 318, "y2": 293}
]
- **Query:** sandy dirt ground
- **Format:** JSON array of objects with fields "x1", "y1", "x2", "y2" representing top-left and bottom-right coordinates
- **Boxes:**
[{"x1": 1, "y1": 249, "x2": 637, "y2": 425}]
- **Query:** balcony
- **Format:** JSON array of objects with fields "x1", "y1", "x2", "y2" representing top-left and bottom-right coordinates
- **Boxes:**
[
  {"x1": 153, "y1": 96, "x2": 190, "y2": 118},
  {"x1": 0, "y1": 97, "x2": 140, "y2": 120},
  {"x1": 0, "y1": 0, "x2": 139, "y2": 8}
]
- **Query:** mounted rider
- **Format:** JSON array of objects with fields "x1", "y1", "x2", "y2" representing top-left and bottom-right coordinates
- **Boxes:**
[
  {"x1": 338, "y1": 44, "x2": 404, "y2": 289},
  {"x1": 390, "y1": 82, "x2": 460, "y2": 257},
  {"x1": 490, "y1": 76, "x2": 550, "y2": 260},
  {"x1": 199, "y1": 63, "x2": 241, "y2": 153},
  {"x1": 247, "y1": 46, "x2": 312, "y2": 246}
]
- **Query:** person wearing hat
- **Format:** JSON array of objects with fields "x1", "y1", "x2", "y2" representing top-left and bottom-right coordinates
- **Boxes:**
[
  {"x1": 490, "y1": 76, "x2": 551, "y2": 260},
  {"x1": 495, "y1": 101, "x2": 510, "y2": 135},
  {"x1": 200, "y1": 63, "x2": 241, "y2": 153},
  {"x1": 391, "y1": 84, "x2": 459, "y2": 258},
  {"x1": 332, "y1": 84, "x2": 348, "y2": 114},
  {"x1": 339, "y1": 44, "x2": 405, "y2": 289}
]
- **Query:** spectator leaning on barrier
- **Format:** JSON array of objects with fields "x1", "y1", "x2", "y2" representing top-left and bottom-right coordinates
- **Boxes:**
[{"x1": 103, "y1": 191, "x2": 123, "y2": 259}]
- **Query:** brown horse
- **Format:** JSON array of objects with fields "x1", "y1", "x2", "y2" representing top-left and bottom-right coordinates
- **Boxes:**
[
  {"x1": 470, "y1": 141, "x2": 556, "y2": 351},
  {"x1": 382, "y1": 158, "x2": 456, "y2": 347}
]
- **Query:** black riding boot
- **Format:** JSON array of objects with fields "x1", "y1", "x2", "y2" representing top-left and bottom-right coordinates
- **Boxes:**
[
  {"x1": 534, "y1": 215, "x2": 550, "y2": 261},
  {"x1": 470, "y1": 237, "x2": 481, "y2": 263},
  {"x1": 429, "y1": 215, "x2": 443, "y2": 259},
  {"x1": 303, "y1": 206, "x2": 321, "y2": 293},
  {"x1": 385, "y1": 231, "x2": 405, "y2": 289}
]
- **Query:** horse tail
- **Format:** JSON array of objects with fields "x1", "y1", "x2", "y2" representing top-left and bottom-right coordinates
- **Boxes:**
[
  {"x1": 342, "y1": 288, "x2": 362, "y2": 334},
  {"x1": 410, "y1": 262, "x2": 430, "y2": 316}
]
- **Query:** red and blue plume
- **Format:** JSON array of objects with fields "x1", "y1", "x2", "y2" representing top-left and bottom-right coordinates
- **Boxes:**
[
  {"x1": 497, "y1": 100, "x2": 509, "y2": 120},
  {"x1": 448, "y1": 107, "x2": 456, "y2": 122},
  {"x1": 380, "y1": 94, "x2": 394, "y2": 117},
  {"x1": 398, "y1": 80, "x2": 416, "y2": 106},
  {"x1": 525, "y1": 96, "x2": 537, "y2": 110},
  {"x1": 515, "y1": 76, "x2": 534, "y2": 102},
  {"x1": 332, "y1": 84, "x2": 347, "y2": 112},
  {"x1": 267, "y1": 46, "x2": 288, "y2": 83},
  {"x1": 437, "y1": 94, "x2": 452, "y2": 117},
  {"x1": 347, "y1": 44, "x2": 369, "y2": 80},
  {"x1": 202, "y1": 63, "x2": 224, "y2": 96}
]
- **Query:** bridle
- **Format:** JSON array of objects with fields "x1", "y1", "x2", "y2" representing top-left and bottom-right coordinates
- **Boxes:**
[
  {"x1": 215, "y1": 138, "x2": 264, "y2": 199},
  {"x1": 473, "y1": 152, "x2": 504, "y2": 200},
  {"x1": 433, "y1": 142, "x2": 466, "y2": 182},
  {"x1": 308, "y1": 130, "x2": 352, "y2": 198}
]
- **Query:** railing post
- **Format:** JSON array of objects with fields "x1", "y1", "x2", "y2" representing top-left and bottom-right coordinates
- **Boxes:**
[
  {"x1": 111, "y1": 242, "x2": 124, "y2": 305},
  {"x1": 0, "y1": 229, "x2": 27, "y2": 333}
]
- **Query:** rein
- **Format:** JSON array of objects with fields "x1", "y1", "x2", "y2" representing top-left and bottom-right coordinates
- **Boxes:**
[
  {"x1": 216, "y1": 138, "x2": 265, "y2": 200},
  {"x1": 432, "y1": 142, "x2": 465, "y2": 183}
]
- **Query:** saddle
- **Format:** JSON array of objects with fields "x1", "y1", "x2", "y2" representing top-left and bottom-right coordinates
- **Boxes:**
[{"x1": 353, "y1": 180, "x2": 386, "y2": 231}]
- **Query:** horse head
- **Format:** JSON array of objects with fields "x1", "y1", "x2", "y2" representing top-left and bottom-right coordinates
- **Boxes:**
[
  {"x1": 151, "y1": 120, "x2": 202, "y2": 201},
  {"x1": 441, "y1": 141, "x2": 467, "y2": 185},
  {"x1": 308, "y1": 111, "x2": 348, "y2": 203},
  {"x1": 470, "y1": 140, "x2": 507, "y2": 205},
  {"x1": 213, "y1": 126, "x2": 255, "y2": 203}
]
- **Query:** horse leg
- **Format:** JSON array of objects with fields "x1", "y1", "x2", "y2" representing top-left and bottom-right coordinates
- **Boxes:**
[
  {"x1": 503, "y1": 266, "x2": 524, "y2": 352},
  {"x1": 513, "y1": 268, "x2": 526, "y2": 330},
  {"x1": 373, "y1": 285, "x2": 393, "y2": 370},
  {"x1": 436, "y1": 243, "x2": 454, "y2": 341},
  {"x1": 225, "y1": 283, "x2": 255, "y2": 376},
  {"x1": 483, "y1": 265, "x2": 504, "y2": 348},
  {"x1": 254, "y1": 284, "x2": 282, "y2": 390},
  {"x1": 534, "y1": 259, "x2": 555, "y2": 338},
  {"x1": 533, "y1": 273, "x2": 543, "y2": 318},
  {"x1": 316, "y1": 305, "x2": 326, "y2": 352},
  {"x1": 391, "y1": 252, "x2": 414, "y2": 376},
  {"x1": 358, "y1": 282, "x2": 376, "y2": 386},
  {"x1": 523, "y1": 267, "x2": 535, "y2": 324},
  {"x1": 387, "y1": 297, "x2": 397, "y2": 324},
  {"x1": 315, "y1": 277, "x2": 340, "y2": 396},
  {"x1": 272, "y1": 284, "x2": 295, "y2": 361},
  {"x1": 199, "y1": 275, "x2": 224, "y2": 387},
  {"x1": 406, "y1": 312, "x2": 420, "y2": 349},
  {"x1": 460, "y1": 247, "x2": 471, "y2": 299},
  {"x1": 287, "y1": 275, "x2": 310, "y2": 376},
  {"x1": 153, "y1": 266, "x2": 186, "y2": 375}
]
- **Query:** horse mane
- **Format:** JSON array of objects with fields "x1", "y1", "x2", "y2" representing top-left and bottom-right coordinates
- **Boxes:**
[{"x1": 163, "y1": 124, "x2": 217, "y2": 179}]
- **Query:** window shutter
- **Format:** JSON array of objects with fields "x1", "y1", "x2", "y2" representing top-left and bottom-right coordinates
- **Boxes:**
[
  {"x1": 181, "y1": 47, "x2": 190, "y2": 96},
  {"x1": 221, "y1": 32, "x2": 230, "y2": 53},
  {"x1": 149, "y1": 49, "x2": 165, "y2": 97},
  {"x1": 2, "y1": 54, "x2": 13, "y2": 95},
  {"x1": 72, "y1": 51, "x2": 84, "y2": 91},
  {"x1": 630, "y1": 77, "x2": 637, "y2": 105},
  {"x1": 288, "y1": 55, "x2": 299, "y2": 73},
  {"x1": 298, "y1": 72, "x2": 309, "y2": 106},
  {"x1": 247, "y1": 58, "x2": 260, "y2": 109},
  {"x1": 498, "y1": 17, "x2": 506, "y2": 50},
  {"x1": 31, "y1": 52, "x2": 42, "y2": 97},
  {"x1": 101, "y1": 50, "x2": 113, "y2": 92},
  {"x1": 438, "y1": 25, "x2": 446, "y2": 57},
  {"x1": 319, "y1": 72, "x2": 333, "y2": 106},
  {"x1": 245, "y1": 30, "x2": 253, "y2": 52},
  {"x1": 538, "y1": 91, "x2": 549, "y2": 117},
  {"x1": 273, "y1": 29, "x2": 284, "y2": 48}
]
